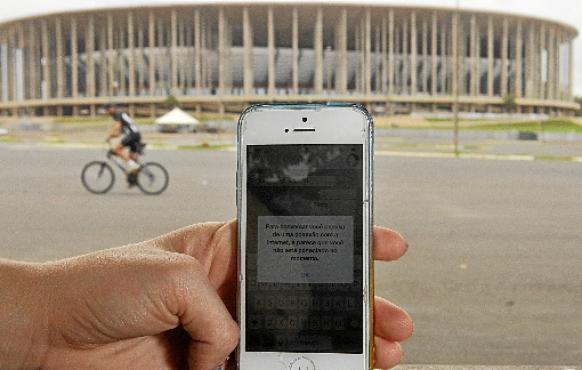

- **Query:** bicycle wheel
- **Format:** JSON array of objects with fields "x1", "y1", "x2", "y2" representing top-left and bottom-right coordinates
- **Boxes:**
[
  {"x1": 136, "y1": 162, "x2": 169, "y2": 195},
  {"x1": 81, "y1": 161, "x2": 115, "y2": 194}
]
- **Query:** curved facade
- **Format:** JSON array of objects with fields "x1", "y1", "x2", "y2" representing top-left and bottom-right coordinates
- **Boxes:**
[{"x1": 0, "y1": 3, "x2": 578, "y2": 116}]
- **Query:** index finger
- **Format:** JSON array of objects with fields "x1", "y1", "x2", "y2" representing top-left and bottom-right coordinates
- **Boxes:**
[{"x1": 373, "y1": 226, "x2": 408, "y2": 261}]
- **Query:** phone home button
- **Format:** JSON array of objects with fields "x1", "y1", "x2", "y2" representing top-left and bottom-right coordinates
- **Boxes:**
[{"x1": 289, "y1": 356, "x2": 316, "y2": 370}]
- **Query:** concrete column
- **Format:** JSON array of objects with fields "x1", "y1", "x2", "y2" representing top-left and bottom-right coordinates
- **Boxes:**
[
  {"x1": 388, "y1": 10, "x2": 395, "y2": 97},
  {"x1": 0, "y1": 33, "x2": 3, "y2": 103},
  {"x1": 268, "y1": 7, "x2": 276, "y2": 95},
  {"x1": 375, "y1": 25, "x2": 381, "y2": 93},
  {"x1": 452, "y1": 12, "x2": 459, "y2": 102},
  {"x1": 6, "y1": 30, "x2": 14, "y2": 106},
  {"x1": 148, "y1": 11, "x2": 157, "y2": 95},
  {"x1": 458, "y1": 19, "x2": 466, "y2": 97},
  {"x1": 422, "y1": 19, "x2": 428, "y2": 94},
  {"x1": 314, "y1": 8, "x2": 323, "y2": 94},
  {"x1": 226, "y1": 21, "x2": 233, "y2": 91},
  {"x1": 156, "y1": 17, "x2": 164, "y2": 91},
  {"x1": 410, "y1": 12, "x2": 417, "y2": 95},
  {"x1": 364, "y1": 9, "x2": 371, "y2": 94},
  {"x1": 218, "y1": 8, "x2": 226, "y2": 95},
  {"x1": 554, "y1": 29, "x2": 560, "y2": 101},
  {"x1": 514, "y1": 20, "x2": 523, "y2": 98},
  {"x1": 338, "y1": 9, "x2": 348, "y2": 94},
  {"x1": 358, "y1": 19, "x2": 364, "y2": 93},
  {"x1": 500, "y1": 18, "x2": 509, "y2": 97},
  {"x1": 487, "y1": 16, "x2": 494, "y2": 97},
  {"x1": 525, "y1": 22, "x2": 535, "y2": 98},
  {"x1": 194, "y1": 10, "x2": 201, "y2": 90},
  {"x1": 41, "y1": 20, "x2": 51, "y2": 102},
  {"x1": 55, "y1": 18, "x2": 64, "y2": 99},
  {"x1": 469, "y1": 15, "x2": 477, "y2": 96},
  {"x1": 381, "y1": 16, "x2": 387, "y2": 94},
  {"x1": 201, "y1": 16, "x2": 207, "y2": 89},
  {"x1": 177, "y1": 14, "x2": 184, "y2": 90},
  {"x1": 71, "y1": 17, "x2": 78, "y2": 99},
  {"x1": 137, "y1": 18, "x2": 145, "y2": 95},
  {"x1": 292, "y1": 8, "x2": 299, "y2": 94},
  {"x1": 17, "y1": 24, "x2": 24, "y2": 109},
  {"x1": 547, "y1": 27, "x2": 555, "y2": 100},
  {"x1": 99, "y1": 22, "x2": 107, "y2": 97},
  {"x1": 117, "y1": 23, "x2": 126, "y2": 97},
  {"x1": 394, "y1": 22, "x2": 400, "y2": 95},
  {"x1": 536, "y1": 25, "x2": 543, "y2": 100},
  {"x1": 0, "y1": 32, "x2": 6, "y2": 104},
  {"x1": 86, "y1": 16, "x2": 96, "y2": 101},
  {"x1": 7, "y1": 29, "x2": 13, "y2": 106},
  {"x1": 128, "y1": 13, "x2": 136, "y2": 96},
  {"x1": 569, "y1": 37, "x2": 574, "y2": 100},
  {"x1": 440, "y1": 20, "x2": 447, "y2": 95},
  {"x1": 28, "y1": 22, "x2": 38, "y2": 100},
  {"x1": 185, "y1": 17, "x2": 193, "y2": 91},
  {"x1": 242, "y1": 8, "x2": 253, "y2": 95},
  {"x1": 107, "y1": 14, "x2": 115, "y2": 96},
  {"x1": 539, "y1": 24, "x2": 546, "y2": 99},
  {"x1": 476, "y1": 24, "x2": 481, "y2": 96},
  {"x1": 431, "y1": 12, "x2": 438, "y2": 96},
  {"x1": 171, "y1": 10, "x2": 178, "y2": 94},
  {"x1": 402, "y1": 19, "x2": 408, "y2": 94}
]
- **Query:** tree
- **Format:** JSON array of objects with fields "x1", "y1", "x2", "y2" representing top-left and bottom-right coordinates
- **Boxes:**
[
  {"x1": 502, "y1": 93, "x2": 517, "y2": 114},
  {"x1": 574, "y1": 96, "x2": 582, "y2": 117},
  {"x1": 164, "y1": 94, "x2": 179, "y2": 109}
]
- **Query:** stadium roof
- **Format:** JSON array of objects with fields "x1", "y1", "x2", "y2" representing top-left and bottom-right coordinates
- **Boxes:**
[{"x1": 0, "y1": 1, "x2": 578, "y2": 35}]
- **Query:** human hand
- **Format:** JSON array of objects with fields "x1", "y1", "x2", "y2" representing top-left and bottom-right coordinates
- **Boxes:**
[{"x1": 3, "y1": 221, "x2": 412, "y2": 370}]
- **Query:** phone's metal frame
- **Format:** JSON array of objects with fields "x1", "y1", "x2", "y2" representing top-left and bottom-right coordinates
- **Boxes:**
[{"x1": 236, "y1": 103, "x2": 374, "y2": 370}]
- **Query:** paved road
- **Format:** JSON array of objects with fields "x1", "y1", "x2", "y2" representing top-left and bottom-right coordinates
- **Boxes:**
[{"x1": 0, "y1": 145, "x2": 580, "y2": 366}]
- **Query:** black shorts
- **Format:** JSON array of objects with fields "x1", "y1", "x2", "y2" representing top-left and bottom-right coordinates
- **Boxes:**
[{"x1": 121, "y1": 133, "x2": 142, "y2": 153}]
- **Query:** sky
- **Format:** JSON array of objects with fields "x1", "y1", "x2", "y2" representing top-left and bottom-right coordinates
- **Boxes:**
[{"x1": 2, "y1": 0, "x2": 582, "y2": 95}]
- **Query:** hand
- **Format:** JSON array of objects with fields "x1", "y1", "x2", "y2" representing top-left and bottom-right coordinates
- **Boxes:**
[{"x1": 3, "y1": 221, "x2": 412, "y2": 370}]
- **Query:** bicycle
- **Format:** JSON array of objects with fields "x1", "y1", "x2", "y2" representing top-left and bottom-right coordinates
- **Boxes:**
[{"x1": 81, "y1": 144, "x2": 169, "y2": 195}]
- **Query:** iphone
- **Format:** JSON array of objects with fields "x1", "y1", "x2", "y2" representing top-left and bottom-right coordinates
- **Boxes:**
[{"x1": 237, "y1": 103, "x2": 373, "y2": 370}]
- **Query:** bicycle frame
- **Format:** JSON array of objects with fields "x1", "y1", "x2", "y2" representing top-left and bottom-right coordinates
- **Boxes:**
[{"x1": 106, "y1": 150, "x2": 133, "y2": 175}]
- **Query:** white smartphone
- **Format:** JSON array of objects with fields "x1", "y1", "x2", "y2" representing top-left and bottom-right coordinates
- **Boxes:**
[{"x1": 236, "y1": 103, "x2": 374, "y2": 370}]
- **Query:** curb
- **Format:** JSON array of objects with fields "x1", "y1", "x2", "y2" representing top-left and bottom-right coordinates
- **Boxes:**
[
  {"x1": 2, "y1": 142, "x2": 582, "y2": 163},
  {"x1": 375, "y1": 150, "x2": 582, "y2": 162}
]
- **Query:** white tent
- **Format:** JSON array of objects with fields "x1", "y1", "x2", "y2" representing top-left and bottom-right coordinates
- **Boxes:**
[{"x1": 155, "y1": 107, "x2": 200, "y2": 133}]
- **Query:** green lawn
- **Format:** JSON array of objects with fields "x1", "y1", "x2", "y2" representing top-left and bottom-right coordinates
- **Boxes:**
[{"x1": 469, "y1": 120, "x2": 582, "y2": 133}]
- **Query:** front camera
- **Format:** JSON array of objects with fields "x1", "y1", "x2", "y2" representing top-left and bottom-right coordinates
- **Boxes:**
[
  {"x1": 302, "y1": 117, "x2": 308, "y2": 123},
  {"x1": 284, "y1": 128, "x2": 289, "y2": 133}
]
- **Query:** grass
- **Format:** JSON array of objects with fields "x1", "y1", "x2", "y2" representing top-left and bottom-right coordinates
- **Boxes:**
[
  {"x1": 469, "y1": 120, "x2": 582, "y2": 133},
  {"x1": 177, "y1": 143, "x2": 232, "y2": 151},
  {"x1": 0, "y1": 135, "x2": 21, "y2": 143},
  {"x1": 426, "y1": 117, "x2": 489, "y2": 123},
  {"x1": 534, "y1": 155, "x2": 574, "y2": 161},
  {"x1": 376, "y1": 118, "x2": 582, "y2": 133}
]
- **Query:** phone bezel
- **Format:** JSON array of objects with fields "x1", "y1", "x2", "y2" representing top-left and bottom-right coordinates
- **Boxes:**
[{"x1": 236, "y1": 103, "x2": 374, "y2": 370}]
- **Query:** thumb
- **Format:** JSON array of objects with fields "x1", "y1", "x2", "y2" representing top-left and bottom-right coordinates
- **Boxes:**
[{"x1": 168, "y1": 257, "x2": 239, "y2": 370}]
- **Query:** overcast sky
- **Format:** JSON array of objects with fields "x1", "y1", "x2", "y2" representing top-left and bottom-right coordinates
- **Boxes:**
[{"x1": 2, "y1": 0, "x2": 582, "y2": 95}]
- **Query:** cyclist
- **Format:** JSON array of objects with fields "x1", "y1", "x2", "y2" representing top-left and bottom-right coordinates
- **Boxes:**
[{"x1": 105, "y1": 104, "x2": 143, "y2": 186}]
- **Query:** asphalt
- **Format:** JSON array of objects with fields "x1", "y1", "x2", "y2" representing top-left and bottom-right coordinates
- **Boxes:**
[{"x1": 0, "y1": 146, "x2": 580, "y2": 367}]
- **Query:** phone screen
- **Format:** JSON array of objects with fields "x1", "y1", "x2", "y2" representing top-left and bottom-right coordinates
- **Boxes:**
[{"x1": 245, "y1": 144, "x2": 363, "y2": 354}]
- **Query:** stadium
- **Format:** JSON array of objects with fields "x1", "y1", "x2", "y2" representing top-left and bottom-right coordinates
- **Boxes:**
[{"x1": 0, "y1": 2, "x2": 578, "y2": 117}]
